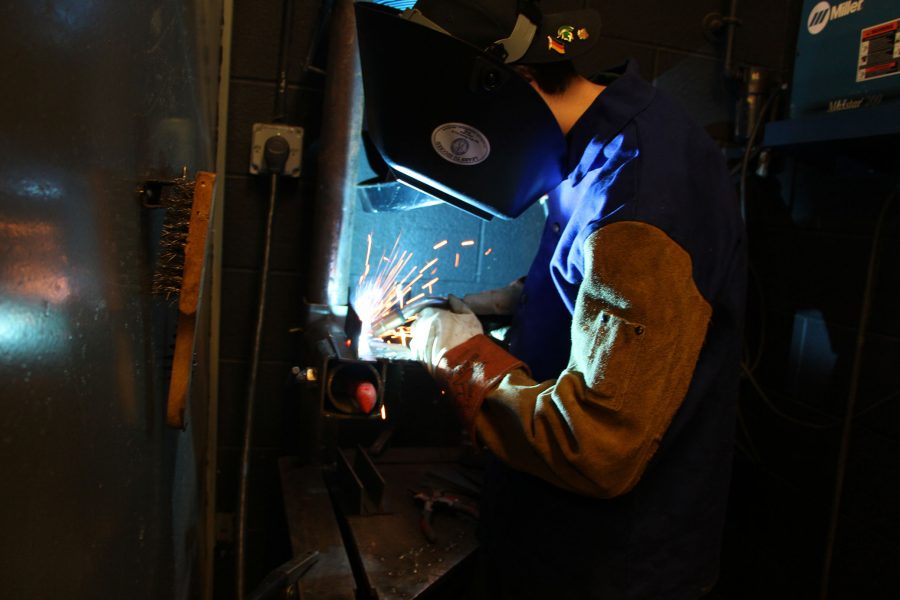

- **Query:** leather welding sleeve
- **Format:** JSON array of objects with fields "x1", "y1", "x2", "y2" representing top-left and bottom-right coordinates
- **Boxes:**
[{"x1": 436, "y1": 221, "x2": 712, "y2": 499}]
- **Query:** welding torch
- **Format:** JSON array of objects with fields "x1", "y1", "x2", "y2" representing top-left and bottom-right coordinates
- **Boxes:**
[{"x1": 369, "y1": 296, "x2": 448, "y2": 338}]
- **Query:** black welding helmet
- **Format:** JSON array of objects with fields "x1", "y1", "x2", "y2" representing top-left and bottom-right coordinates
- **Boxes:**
[{"x1": 355, "y1": 0, "x2": 602, "y2": 219}]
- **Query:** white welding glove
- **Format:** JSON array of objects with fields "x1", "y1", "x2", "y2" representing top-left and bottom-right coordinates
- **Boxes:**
[
  {"x1": 410, "y1": 295, "x2": 483, "y2": 373},
  {"x1": 461, "y1": 277, "x2": 525, "y2": 315}
]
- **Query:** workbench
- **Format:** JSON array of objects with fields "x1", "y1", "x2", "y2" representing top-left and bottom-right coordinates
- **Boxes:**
[{"x1": 280, "y1": 448, "x2": 480, "y2": 599}]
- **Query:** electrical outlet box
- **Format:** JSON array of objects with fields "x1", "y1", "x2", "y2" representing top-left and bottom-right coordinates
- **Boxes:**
[{"x1": 249, "y1": 123, "x2": 304, "y2": 177}]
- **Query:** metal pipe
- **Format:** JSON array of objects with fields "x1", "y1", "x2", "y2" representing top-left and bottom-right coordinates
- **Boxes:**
[
  {"x1": 307, "y1": 0, "x2": 364, "y2": 307},
  {"x1": 273, "y1": 0, "x2": 297, "y2": 123},
  {"x1": 723, "y1": 0, "x2": 739, "y2": 78}
]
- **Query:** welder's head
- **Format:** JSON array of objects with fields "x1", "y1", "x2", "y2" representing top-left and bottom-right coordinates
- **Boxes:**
[
  {"x1": 412, "y1": 0, "x2": 598, "y2": 96},
  {"x1": 355, "y1": 0, "x2": 602, "y2": 219},
  {"x1": 409, "y1": 0, "x2": 600, "y2": 66}
]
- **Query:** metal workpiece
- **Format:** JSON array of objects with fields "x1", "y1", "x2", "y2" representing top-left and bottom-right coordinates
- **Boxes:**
[
  {"x1": 307, "y1": 0, "x2": 365, "y2": 307},
  {"x1": 301, "y1": 303, "x2": 388, "y2": 420},
  {"x1": 0, "y1": 1, "x2": 220, "y2": 597}
]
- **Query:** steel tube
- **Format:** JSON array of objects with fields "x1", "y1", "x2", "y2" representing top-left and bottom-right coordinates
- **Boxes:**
[{"x1": 307, "y1": 0, "x2": 364, "y2": 307}]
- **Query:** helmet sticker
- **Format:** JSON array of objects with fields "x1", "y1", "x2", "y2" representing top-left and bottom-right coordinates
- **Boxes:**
[
  {"x1": 547, "y1": 36, "x2": 566, "y2": 54},
  {"x1": 557, "y1": 25, "x2": 575, "y2": 42},
  {"x1": 577, "y1": 27, "x2": 590, "y2": 40},
  {"x1": 431, "y1": 123, "x2": 491, "y2": 166}
]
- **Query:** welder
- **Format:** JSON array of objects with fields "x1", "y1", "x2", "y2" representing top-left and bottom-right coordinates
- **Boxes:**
[{"x1": 356, "y1": 0, "x2": 746, "y2": 597}]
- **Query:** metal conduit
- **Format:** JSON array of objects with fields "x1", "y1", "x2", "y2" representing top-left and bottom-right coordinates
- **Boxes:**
[{"x1": 307, "y1": 0, "x2": 364, "y2": 307}]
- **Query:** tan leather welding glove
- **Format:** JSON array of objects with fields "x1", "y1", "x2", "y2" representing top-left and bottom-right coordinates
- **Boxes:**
[
  {"x1": 461, "y1": 277, "x2": 525, "y2": 315},
  {"x1": 410, "y1": 295, "x2": 483, "y2": 373}
]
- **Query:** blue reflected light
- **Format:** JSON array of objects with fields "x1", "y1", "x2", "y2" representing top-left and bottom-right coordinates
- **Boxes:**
[
  {"x1": 16, "y1": 178, "x2": 64, "y2": 201},
  {"x1": 372, "y1": 1, "x2": 417, "y2": 10},
  {"x1": 0, "y1": 301, "x2": 70, "y2": 358},
  {"x1": 0, "y1": 175, "x2": 65, "y2": 202},
  {"x1": 46, "y1": 0, "x2": 96, "y2": 33},
  {"x1": 20, "y1": 0, "x2": 98, "y2": 46},
  {"x1": 788, "y1": 309, "x2": 838, "y2": 398}
]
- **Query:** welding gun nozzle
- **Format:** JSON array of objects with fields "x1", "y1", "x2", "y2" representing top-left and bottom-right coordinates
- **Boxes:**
[
  {"x1": 370, "y1": 310, "x2": 407, "y2": 338},
  {"x1": 369, "y1": 296, "x2": 448, "y2": 338}
]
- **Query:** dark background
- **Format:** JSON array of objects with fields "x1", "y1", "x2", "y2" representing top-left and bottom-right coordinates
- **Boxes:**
[{"x1": 216, "y1": 0, "x2": 900, "y2": 598}]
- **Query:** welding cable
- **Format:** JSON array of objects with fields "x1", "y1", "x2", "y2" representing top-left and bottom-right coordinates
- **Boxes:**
[
  {"x1": 735, "y1": 404, "x2": 762, "y2": 464},
  {"x1": 821, "y1": 182, "x2": 898, "y2": 600},
  {"x1": 852, "y1": 388, "x2": 900, "y2": 420},
  {"x1": 742, "y1": 262, "x2": 768, "y2": 374},
  {"x1": 236, "y1": 171, "x2": 279, "y2": 600},
  {"x1": 299, "y1": 0, "x2": 334, "y2": 78},
  {"x1": 741, "y1": 362, "x2": 837, "y2": 430}
]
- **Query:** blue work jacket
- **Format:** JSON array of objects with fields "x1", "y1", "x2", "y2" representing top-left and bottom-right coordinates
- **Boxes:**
[{"x1": 480, "y1": 61, "x2": 747, "y2": 599}]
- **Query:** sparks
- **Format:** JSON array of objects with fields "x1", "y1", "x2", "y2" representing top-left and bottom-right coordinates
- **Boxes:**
[
  {"x1": 380, "y1": 404, "x2": 387, "y2": 420},
  {"x1": 420, "y1": 258, "x2": 438, "y2": 273},
  {"x1": 484, "y1": 248, "x2": 493, "y2": 256},
  {"x1": 352, "y1": 233, "x2": 442, "y2": 347},
  {"x1": 433, "y1": 240, "x2": 448, "y2": 250},
  {"x1": 454, "y1": 252, "x2": 460, "y2": 268},
  {"x1": 461, "y1": 240, "x2": 475, "y2": 247},
  {"x1": 358, "y1": 233, "x2": 373, "y2": 286}
]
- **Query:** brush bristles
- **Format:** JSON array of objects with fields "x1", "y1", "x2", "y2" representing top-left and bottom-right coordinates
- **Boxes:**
[{"x1": 152, "y1": 179, "x2": 195, "y2": 300}]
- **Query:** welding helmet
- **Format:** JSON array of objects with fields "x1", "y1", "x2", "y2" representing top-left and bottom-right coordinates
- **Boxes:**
[{"x1": 355, "y1": 0, "x2": 602, "y2": 219}]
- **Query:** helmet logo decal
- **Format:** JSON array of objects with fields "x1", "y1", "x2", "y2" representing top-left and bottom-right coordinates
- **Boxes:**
[
  {"x1": 451, "y1": 138, "x2": 470, "y2": 156},
  {"x1": 557, "y1": 26, "x2": 575, "y2": 43},
  {"x1": 577, "y1": 27, "x2": 590, "y2": 40},
  {"x1": 547, "y1": 36, "x2": 566, "y2": 54},
  {"x1": 432, "y1": 123, "x2": 491, "y2": 166}
]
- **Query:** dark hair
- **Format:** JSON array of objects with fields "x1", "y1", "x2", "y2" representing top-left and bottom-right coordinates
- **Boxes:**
[{"x1": 516, "y1": 60, "x2": 578, "y2": 95}]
